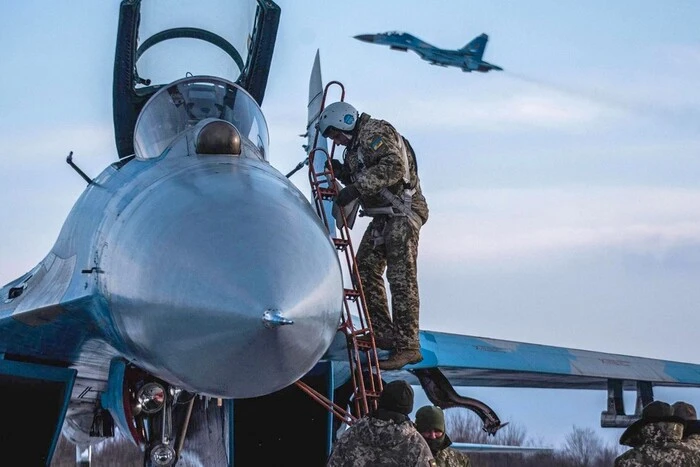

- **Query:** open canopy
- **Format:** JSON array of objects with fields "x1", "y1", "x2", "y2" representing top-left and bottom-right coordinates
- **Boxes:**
[{"x1": 113, "y1": 0, "x2": 280, "y2": 159}]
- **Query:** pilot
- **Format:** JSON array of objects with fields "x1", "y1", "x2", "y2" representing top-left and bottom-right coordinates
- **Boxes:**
[
  {"x1": 415, "y1": 406, "x2": 471, "y2": 467},
  {"x1": 672, "y1": 401, "x2": 700, "y2": 457},
  {"x1": 614, "y1": 400, "x2": 697, "y2": 466},
  {"x1": 326, "y1": 380, "x2": 436, "y2": 466},
  {"x1": 318, "y1": 101, "x2": 429, "y2": 371}
]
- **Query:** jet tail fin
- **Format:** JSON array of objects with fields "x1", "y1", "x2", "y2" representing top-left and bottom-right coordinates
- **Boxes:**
[{"x1": 459, "y1": 33, "x2": 488, "y2": 59}]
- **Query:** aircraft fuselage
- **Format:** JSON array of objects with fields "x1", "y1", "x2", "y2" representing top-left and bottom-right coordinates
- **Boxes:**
[{"x1": 0, "y1": 77, "x2": 344, "y2": 401}]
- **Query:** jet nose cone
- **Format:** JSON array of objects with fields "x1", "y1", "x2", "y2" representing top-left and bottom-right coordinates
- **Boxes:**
[
  {"x1": 104, "y1": 159, "x2": 343, "y2": 398},
  {"x1": 354, "y1": 34, "x2": 376, "y2": 43}
]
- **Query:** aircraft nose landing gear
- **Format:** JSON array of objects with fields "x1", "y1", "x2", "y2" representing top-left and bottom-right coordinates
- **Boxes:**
[
  {"x1": 123, "y1": 367, "x2": 197, "y2": 467},
  {"x1": 141, "y1": 383, "x2": 187, "y2": 467},
  {"x1": 150, "y1": 443, "x2": 176, "y2": 466}
]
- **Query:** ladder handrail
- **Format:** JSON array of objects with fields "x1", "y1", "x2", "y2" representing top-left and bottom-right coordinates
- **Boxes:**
[
  {"x1": 301, "y1": 80, "x2": 384, "y2": 422},
  {"x1": 295, "y1": 380, "x2": 357, "y2": 425}
]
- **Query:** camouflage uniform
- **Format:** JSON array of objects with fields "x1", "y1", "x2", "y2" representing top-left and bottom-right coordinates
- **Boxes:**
[
  {"x1": 433, "y1": 439, "x2": 471, "y2": 467},
  {"x1": 326, "y1": 416, "x2": 436, "y2": 467},
  {"x1": 335, "y1": 113, "x2": 429, "y2": 351},
  {"x1": 684, "y1": 433, "x2": 700, "y2": 457},
  {"x1": 672, "y1": 401, "x2": 700, "y2": 461},
  {"x1": 614, "y1": 422, "x2": 699, "y2": 467}
]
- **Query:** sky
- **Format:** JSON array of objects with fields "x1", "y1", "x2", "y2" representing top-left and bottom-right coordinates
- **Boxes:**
[{"x1": 1, "y1": 0, "x2": 700, "y2": 449}]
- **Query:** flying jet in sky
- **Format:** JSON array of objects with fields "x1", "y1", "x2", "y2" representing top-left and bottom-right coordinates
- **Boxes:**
[
  {"x1": 3, "y1": 1, "x2": 700, "y2": 467},
  {"x1": 354, "y1": 31, "x2": 503, "y2": 72}
]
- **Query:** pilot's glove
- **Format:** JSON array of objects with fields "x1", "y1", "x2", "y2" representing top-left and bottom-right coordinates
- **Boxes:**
[
  {"x1": 328, "y1": 158, "x2": 344, "y2": 176},
  {"x1": 331, "y1": 159, "x2": 343, "y2": 174},
  {"x1": 336, "y1": 184, "x2": 361, "y2": 207}
]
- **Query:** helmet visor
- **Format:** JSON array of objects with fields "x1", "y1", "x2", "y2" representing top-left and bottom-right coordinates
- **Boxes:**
[{"x1": 321, "y1": 126, "x2": 340, "y2": 139}]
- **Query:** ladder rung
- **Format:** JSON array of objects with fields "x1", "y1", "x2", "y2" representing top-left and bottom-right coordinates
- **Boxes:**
[
  {"x1": 318, "y1": 188, "x2": 336, "y2": 199},
  {"x1": 351, "y1": 331, "x2": 375, "y2": 348},
  {"x1": 344, "y1": 288, "x2": 360, "y2": 299},
  {"x1": 333, "y1": 238, "x2": 350, "y2": 249},
  {"x1": 355, "y1": 340, "x2": 374, "y2": 349}
]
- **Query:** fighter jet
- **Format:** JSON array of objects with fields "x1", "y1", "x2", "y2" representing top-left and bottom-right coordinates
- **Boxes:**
[
  {"x1": 354, "y1": 31, "x2": 503, "y2": 72},
  {"x1": 0, "y1": 1, "x2": 344, "y2": 465}
]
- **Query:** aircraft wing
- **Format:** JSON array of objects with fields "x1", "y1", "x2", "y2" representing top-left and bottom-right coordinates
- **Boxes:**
[
  {"x1": 394, "y1": 330, "x2": 700, "y2": 390},
  {"x1": 451, "y1": 442, "x2": 553, "y2": 454},
  {"x1": 325, "y1": 329, "x2": 700, "y2": 431},
  {"x1": 383, "y1": 330, "x2": 700, "y2": 430},
  {"x1": 325, "y1": 329, "x2": 700, "y2": 390}
]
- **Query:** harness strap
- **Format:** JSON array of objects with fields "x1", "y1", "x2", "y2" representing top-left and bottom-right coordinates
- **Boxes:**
[
  {"x1": 360, "y1": 187, "x2": 421, "y2": 230},
  {"x1": 356, "y1": 124, "x2": 421, "y2": 230},
  {"x1": 392, "y1": 128, "x2": 411, "y2": 185}
]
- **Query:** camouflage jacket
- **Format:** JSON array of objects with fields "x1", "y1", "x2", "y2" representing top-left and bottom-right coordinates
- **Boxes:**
[
  {"x1": 326, "y1": 416, "x2": 436, "y2": 467},
  {"x1": 614, "y1": 422, "x2": 700, "y2": 467},
  {"x1": 336, "y1": 113, "x2": 429, "y2": 224},
  {"x1": 434, "y1": 447, "x2": 471, "y2": 467},
  {"x1": 683, "y1": 433, "x2": 700, "y2": 455}
]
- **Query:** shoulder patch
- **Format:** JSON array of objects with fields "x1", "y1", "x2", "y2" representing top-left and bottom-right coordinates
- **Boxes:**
[{"x1": 370, "y1": 136, "x2": 384, "y2": 150}]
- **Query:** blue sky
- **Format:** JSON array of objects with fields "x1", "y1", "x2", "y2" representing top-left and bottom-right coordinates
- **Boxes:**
[{"x1": 1, "y1": 0, "x2": 699, "y2": 448}]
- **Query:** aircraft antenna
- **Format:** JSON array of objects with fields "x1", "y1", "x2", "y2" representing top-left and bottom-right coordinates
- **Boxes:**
[{"x1": 65, "y1": 151, "x2": 93, "y2": 185}]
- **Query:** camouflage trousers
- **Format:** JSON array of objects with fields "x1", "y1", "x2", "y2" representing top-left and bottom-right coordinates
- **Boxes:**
[{"x1": 357, "y1": 214, "x2": 421, "y2": 350}]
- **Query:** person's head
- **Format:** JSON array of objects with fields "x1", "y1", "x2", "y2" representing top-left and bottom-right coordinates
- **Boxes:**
[
  {"x1": 378, "y1": 380, "x2": 414, "y2": 415},
  {"x1": 317, "y1": 101, "x2": 358, "y2": 146},
  {"x1": 415, "y1": 406, "x2": 445, "y2": 439},
  {"x1": 672, "y1": 401, "x2": 700, "y2": 438},
  {"x1": 415, "y1": 406, "x2": 447, "y2": 453},
  {"x1": 619, "y1": 400, "x2": 685, "y2": 446}
]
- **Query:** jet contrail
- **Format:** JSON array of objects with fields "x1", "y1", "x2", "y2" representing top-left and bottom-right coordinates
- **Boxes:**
[{"x1": 501, "y1": 70, "x2": 695, "y2": 125}]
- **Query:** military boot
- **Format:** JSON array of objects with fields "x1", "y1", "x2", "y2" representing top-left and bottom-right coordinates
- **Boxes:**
[
  {"x1": 356, "y1": 334, "x2": 394, "y2": 350},
  {"x1": 379, "y1": 349, "x2": 423, "y2": 370}
]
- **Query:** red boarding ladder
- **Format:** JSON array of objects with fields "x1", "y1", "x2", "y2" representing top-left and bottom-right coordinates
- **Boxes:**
[{"x1": 296, "y1": 81, "x2": 384, "y2": 425}]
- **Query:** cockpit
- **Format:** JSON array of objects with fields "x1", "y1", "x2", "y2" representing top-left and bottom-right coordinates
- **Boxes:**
[
  {"x1": 133, "y1": 76, "x2": 269, "y2": 161},
  {"x1": 112, "y1": 0, "x2": 280, "y2": 160}
]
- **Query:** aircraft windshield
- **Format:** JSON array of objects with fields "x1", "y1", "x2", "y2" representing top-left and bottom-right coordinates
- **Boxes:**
[
  {"x1": 134, "y1": 0, "x2": 258, "y2": 86},
  {"x1": 133, "y1": 76, "x2": 269, "y2": 160}
]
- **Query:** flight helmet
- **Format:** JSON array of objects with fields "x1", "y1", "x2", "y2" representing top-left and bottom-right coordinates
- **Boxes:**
[{"x1": 318, "y1": 101, "x2": 358, "y2": 138}]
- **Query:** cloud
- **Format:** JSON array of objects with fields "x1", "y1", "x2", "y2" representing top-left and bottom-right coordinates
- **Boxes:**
[
  {"x1": 385, "y1": 89, "x2": 618, "y2": 134},
  {"x1": 421, "y1": 186, "x2": 700, "y2": 265},
  {"x1": 655, "y1": 43, "x2": 700, "y2": 70}
]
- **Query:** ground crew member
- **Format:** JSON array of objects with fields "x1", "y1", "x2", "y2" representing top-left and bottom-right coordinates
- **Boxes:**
[
  {"x1": 318, "y1": 101, "x2": 429, "y2": 370},
  {"x1": 326, "y1": 380, "x2": 436, "y2": 466},
  {"x1": 615, "y1": 400, "x2": 698, "y2": 466},
  {"x1": 415, "y1": 405, "x2": 471, "y2": 467},
  {"x1": 672, "y1": 401, "x2": 700, "y2": 458}
]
